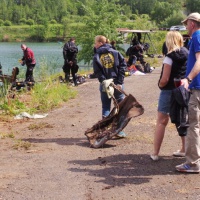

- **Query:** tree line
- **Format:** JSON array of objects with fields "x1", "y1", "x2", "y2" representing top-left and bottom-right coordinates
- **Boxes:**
[
  {"x1": 0, "y1": 0, "x2": 199, "y2": 27},
  {"x1": 0, "y1": 0, "x2": 199, "y2": 64}
]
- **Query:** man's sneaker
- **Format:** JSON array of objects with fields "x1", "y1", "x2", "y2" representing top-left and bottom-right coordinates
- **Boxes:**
[
  {"x1": 175, "y1": 163, "x2": 200, "y2": 173},
  {"x1": 116, "y1": 131, "x2": 126, "y2": 138}
]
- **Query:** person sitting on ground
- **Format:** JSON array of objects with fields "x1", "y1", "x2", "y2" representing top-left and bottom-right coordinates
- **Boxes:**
[{"x1": 126, "y1": 43, "x2": 144, "y2": 66}]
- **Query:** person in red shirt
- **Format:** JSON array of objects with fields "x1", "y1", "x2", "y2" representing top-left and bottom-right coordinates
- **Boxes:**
[{"x1": 20, "y1": 44, "x2": 36, "y2": 82}]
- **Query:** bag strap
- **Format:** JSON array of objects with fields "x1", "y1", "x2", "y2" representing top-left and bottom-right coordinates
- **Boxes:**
[{"x1": 110, "y1": 83, "x2": 128, "y2": 97}]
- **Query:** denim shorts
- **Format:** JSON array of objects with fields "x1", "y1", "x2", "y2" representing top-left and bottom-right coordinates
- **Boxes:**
[{"x1": 158, "y1": 90, "x2": 172, "y2": 115}]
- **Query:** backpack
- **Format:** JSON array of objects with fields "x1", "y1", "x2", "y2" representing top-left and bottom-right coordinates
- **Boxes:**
[
  {"x1": 135, "y1": 64, "x2": 145, "y2": 73},
  {"x1": 76, "y1": 75, "x2": 86, "y2": 84},
  {"x1": 143, "y1": 62, "x2": 151, "y2": 73},
  {"x1": 136, "y1": 62, "x2": 151, "y2": 73}
]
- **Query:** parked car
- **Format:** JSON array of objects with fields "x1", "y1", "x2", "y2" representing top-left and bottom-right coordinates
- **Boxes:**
[{"x1": 170, "y1": 25, "x2": 186, "y2": 31}]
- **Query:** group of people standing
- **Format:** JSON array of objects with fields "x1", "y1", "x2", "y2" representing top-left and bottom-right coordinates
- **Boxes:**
[
  {"x1": 92, "y1": 12, "x2": 200, "y2": 173},
  {"x1": 19, "y1": 12, "x2": 200, "y2": 173},
  {"x1": 19, "y1": 38, "x2": 79, "y2": 86},
  {"x1": 150, "y1": 12, "x2": 200, "y2": 173}
]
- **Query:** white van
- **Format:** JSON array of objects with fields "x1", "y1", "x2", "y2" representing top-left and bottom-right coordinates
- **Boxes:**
[{"x1": 170, "y1": 25, "x2": 186, "y2": 31}]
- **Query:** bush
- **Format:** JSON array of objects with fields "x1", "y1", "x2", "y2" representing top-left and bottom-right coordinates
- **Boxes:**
[
  {"x1": 130, "y1": 14, "x2": 138, "y2": 20},
  {"x1": 160, "y1": 11, "x2": 185, "y2": 28},
  {"x1": 120, "y1": 15, "x2": 128, "y2": 21},
  {"x1": 26, "y1": 19, "x2": 34, "y2": 26},
  {"x1": 19, "y1": 18, "x2": 27, "y2": 25},
  {"x1": 4, "y1": 20, "x2": 12, "y2": 26},
  {"x1": 50, "y1": 19, "x2": 57, "y2": 24},
  {"x1": 61, "y1": 17, "x2": 71, "y2": 25},
  {"x1": 140, "y1": 14, "x2": 150, "y2": 20},
  {"x1": 30, "y1": 80, "x2": 77, "y2": 112},
  {"x1": 0, "y1": 19, "x2": 4, "y2": 26}
]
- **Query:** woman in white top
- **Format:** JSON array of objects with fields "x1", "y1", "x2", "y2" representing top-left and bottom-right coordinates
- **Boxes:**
[{"x1": 150, "y1": 31, "x2": 189, "y2": 161}]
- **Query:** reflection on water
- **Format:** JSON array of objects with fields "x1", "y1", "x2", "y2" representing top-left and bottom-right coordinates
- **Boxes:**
[{"x1": 0, "y1": 42, "x2": 92, "y2": 76}]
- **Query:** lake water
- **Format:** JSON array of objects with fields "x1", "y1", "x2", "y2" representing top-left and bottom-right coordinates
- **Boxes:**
[
  {"x1": 0, "y1": 42, "x2": 93, "y2": 76},
  {"x1": 0, "y1": 42, "x2": 129, "y2": 79}
]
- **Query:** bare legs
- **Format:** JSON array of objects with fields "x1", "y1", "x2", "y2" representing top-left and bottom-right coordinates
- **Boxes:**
[
  {"x1": 180, "y1": 136, "x2": 185, "y2": 153},
  {"x1": 152, "y1": 111, "x2": 169, "y2": 156},
  {"x1": 151, "y1": 111, "x2": 186, "y2": 160}
]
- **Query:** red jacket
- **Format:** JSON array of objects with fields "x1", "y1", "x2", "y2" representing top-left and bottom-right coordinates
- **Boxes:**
[{"x1": 22, "y1": 47, "x2": 36, "y2": 65}]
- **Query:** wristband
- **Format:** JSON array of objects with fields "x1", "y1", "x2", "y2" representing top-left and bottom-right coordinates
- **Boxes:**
[{"x1": 186, "y1": 77, "x2": 192, "y2": 84}]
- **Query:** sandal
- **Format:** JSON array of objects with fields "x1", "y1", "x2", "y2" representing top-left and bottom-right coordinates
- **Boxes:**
[
  {"x1": 173, "y1": 150, "x2": 185, "y2": 157},
  {"x1": 150, "y1": 154, "x2": 159, "y2": 161}
]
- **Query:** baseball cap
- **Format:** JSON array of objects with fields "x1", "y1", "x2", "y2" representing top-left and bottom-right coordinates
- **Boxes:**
[{"x1": 182, "y1": 12, "x2": 200, "y2": 24}]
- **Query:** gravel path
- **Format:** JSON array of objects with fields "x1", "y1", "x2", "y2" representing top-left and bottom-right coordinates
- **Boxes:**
[{"x1": 0, "y1": 67, "x2": 200, "y2": 200}]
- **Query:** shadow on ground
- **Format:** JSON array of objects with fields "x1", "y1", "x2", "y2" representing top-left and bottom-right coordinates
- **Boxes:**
[
  {"x1": 22, "y1": 136, "x2": 118, "y2": 148},
  {"x1": 68, "y1": 154, "x2": 185, "y2": 186}
]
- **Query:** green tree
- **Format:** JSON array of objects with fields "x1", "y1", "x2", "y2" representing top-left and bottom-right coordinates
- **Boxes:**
[
  {"x1": 4, "y1": 20, "x2": 12, "y2": 26},
  {"x1": 50, "y1": 19, "x2": 57, "y2": 24},
  {"x1": 186, "y1": 0, "x2": 200, "y2": 13},
  {"x1": 61, "y1": 17, "x2": 71, "y2": 38},
  {"x1": 118, "y1": 0, "x2": 157, "y2": 15},
  {"x1": 150, "y1": 1, "x2": 174, "y2": 24},
  {"x1": 0, "y1": 19, "x2": 4, "y2": 26},
  {"x1": 0, "y1": 0, "x2": 191, "y2": 26},
  {"x1": 135, "y1": 0, "x2": 157, "y2": 15},
  {"x1": 76, "y1": 0, "x2": 123, "y2": 64},
  {"x1": 19, "y1": 18, "x2": 27, "y2": 24},
  {"x1": 26, "y1": 19, "x2": 34, "y2": 26},
  {"x1": 0, "y1": 1, "x2": 8, "y2": 21},
  {"x1": 11, "y1": 4, "x2": 22, "y2": 24},
  {"x1": 160, "y1": 11, "x2": 185, "y2": 28}
]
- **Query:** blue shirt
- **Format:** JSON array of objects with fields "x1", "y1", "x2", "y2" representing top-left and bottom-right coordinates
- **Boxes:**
[{"x1": 186, "y1": 30, "x2": 200, "y2": 89}]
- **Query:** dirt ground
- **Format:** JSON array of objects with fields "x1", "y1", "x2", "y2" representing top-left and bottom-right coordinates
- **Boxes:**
[{"x1": 0, "y1": 66, "x2": 200, "y2": 200}]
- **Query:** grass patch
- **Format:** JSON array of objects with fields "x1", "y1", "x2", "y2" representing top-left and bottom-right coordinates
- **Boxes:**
[
  {"x1": 30, "y1": 79, "x2": 77, "y2": 113},
  {"x1": 13, "y1": 139, "x2": 31, "y2": 150},
  {"x1": 0, "y1": 77, "x2": 77, "y2": 116},
  {"x1": 0, "y1": 132, "x2": 15, "y2": 139},
  {"x1": 28, "y1": 122, "x2": 53, "y2": 130}
]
